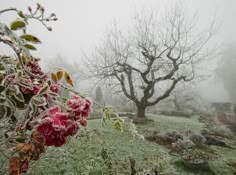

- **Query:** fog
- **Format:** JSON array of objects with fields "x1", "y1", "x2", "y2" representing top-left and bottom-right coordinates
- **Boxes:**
[
  {"x1": 1, "y1": 2, "x2": 236, "y2": 174},
  {"x1": 1, "y1": 0, "x2": 236, "y2": 102}
]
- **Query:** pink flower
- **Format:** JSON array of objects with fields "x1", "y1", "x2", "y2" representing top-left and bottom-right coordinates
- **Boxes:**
[
  {"x1": 19, "y1": 78, "x2": 40, "y2": 95},
  {"x1": 26, "y1": 61, "x2": 45, "y2": 77},
  {"x1": 20, "y1": 160, "x2": 29, "y2": 173},
  {"x1": 81, "y1": 98, "x2": 92, "y2": 117},
  {"x1": 65, "y1": 120, "x2": 79, "y2": 136},
  {"x1": 80, "y1": 118, "x2": 87, "y2": 126},
  {"x1": 66, "y1": 95, "x2": 92, "y2": 119},
  {"x1": 4, "y1": 74, "x2": 15, "y2": 86},
  {"x1": 36, "y1": 106, "x2": 77, "y2": 147},
  {"x1": 50, "y1": 83, "x2": 60, "y2": 93},
  {"x1": 22, "y1": 84, "x2": 40, "y2": 95}
]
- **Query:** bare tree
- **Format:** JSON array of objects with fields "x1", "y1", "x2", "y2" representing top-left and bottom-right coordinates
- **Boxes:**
[{"x1": 88, "y1": 5, "x2": 216, "y2": 118}]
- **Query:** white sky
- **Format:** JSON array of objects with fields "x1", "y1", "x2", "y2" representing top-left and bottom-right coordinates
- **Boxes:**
[
  {"x1": 1, "y1": 0, "x2": 236, "y2": 59},
  {"x1": 1, "y1": 0, "x2": 236, "y2": 101}
]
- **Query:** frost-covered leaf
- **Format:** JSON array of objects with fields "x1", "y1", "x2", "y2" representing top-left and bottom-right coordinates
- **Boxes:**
[
  {"x1": 28, "y1": 102, "x2": 38, "y2": 119},
  {"x1": 113, "y1": 119, "x2": 123, "y2": 131},
  {"x1": 48, "y1": 91, "x2": 59, "y2": 97},
  {"x1": 18, "y1": 79, "x2": 33, "y2": 90},
  {"x1": 0, "y1": 105, "x2": 12, "y2": 118},
  {"x1": 0, "y1": 94, "x2": 6, "y2": 103},
  {"x1": 37, "y1": 84, "x2": 49, "y2": 95},
  {"x1": 0, "y1": 85, "x2": 5, "y2": 94},
  {"x1": 1, "y1": 99, "x2": 15, "y2": 118},
  {"x1": 102, "y1": 106, "x2": 113, "y2": 126},
  {"x1": 32, "y1": 96, "x2": 47, "y2": 107},
  {"x1": 13, "y1": 91, "x2": 24, "y2": 103}
]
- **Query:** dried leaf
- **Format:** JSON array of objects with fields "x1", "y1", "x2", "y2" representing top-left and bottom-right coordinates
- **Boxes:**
[
  {"x1": 50, "y1": 72, "x2": 57, "y2": 82},
  {"x1": 16, "y1": 143, "x2": 32, "y2": 153},
  {"x1": 56, "y1": 70, "x2": 63, "y2": 80},
  {"x1": 64, "y1": 71, "x2": 73, "y2": 87},
  {"x1": 9, "y1": 156, "x2": 21, "y2": 175}
]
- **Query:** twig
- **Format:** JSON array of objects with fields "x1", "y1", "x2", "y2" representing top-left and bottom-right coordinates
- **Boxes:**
[{"x1": 0, "y1": 8, "x2": 17, "y2": 15}]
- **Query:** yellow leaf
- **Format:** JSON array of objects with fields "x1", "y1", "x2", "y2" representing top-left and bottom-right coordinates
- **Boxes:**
[
  {"x1": 64, "y1": 71, "x2": 73, "y2": 87},
  {"x1": 50, "y1": 72, "x2": 57, "y2": 82},
  {"x1": 56, "y1": 70, "x2": 63, "y2": 81}
]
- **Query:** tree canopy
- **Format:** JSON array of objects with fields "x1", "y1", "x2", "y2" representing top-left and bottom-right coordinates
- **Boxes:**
[{"x1": 89, "y1": 5, "x2": 215, "y2": 118}]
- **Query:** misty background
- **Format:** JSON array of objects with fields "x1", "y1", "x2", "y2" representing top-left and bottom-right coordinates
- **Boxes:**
[{"x1": 1, "y1": 0, "x2": 236, "y2": 103}]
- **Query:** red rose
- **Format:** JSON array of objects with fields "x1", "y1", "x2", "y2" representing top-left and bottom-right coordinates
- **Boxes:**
[
  {"x1": 50, "y1": 83, "x2": 60, "y2": 93},
  {"x1": 66, "y1": 95, "x2": 92, "y2": 119},
  {"x1": 36, "y1": 106, "x2": 69, "y2": 147},
  {"x1": 80, "y1": 118, "x2": 87, "y2": 126},
  {"x1": 65, "y1": 120, "x2": 79, "y2": 136},
  {"x1": 36, "y1": 106, "x2": 82, "y2": 147},
  {"x1": 20, "y1": 160, "x2": 29, "y2": 173},
  {"x1": 20, "y1": 78, "x2": 40, "y2": 95},
  {"x1": 5, "y1": 74, "x2": 16, "y2": 86},
  {"x1": 26, "y1": 61, "x2": 45, "y2": 77}
]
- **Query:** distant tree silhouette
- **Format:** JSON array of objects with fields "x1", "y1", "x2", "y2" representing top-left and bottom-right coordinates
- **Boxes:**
[
  {"x1": 89, "y1": 5, "x2": 216, "y2": 118},
  {"x1": 95, "y1": 86, "x2": 103, "y2": 103}
]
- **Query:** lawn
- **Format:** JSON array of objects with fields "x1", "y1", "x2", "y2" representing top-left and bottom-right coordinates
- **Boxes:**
[{"x1": 3, "y1": 114, "x2": 235, "y2": 175}]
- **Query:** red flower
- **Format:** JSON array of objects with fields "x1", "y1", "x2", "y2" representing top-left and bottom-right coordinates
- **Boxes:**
[
  {"x1": 20, "y1": 78, "x2": 40, "y2": 95},
  {"x1": 50, "y1": 83, "x2": 60, "y2": 93},
  {"x1": 9, "y1": 156, "x2": 21, "y2": 175},
  {"x1": 80, "y1": 118, "x2": 87, "y2": 126},
  {"x1": 20, "y1": 160, "x2": 29, "y2": 173},
  {"x1": 4, "y1": 74, "x2": 16, "y2": 86},
  {"x1": 66, "y1": 94, "x2": 92, "y2": 119},
  {"x1": 65, "y1": 120, "x2": 79, "y2": 136},
  {"x1": 25, "y1": 61, "x2": 45, "y2": 77},
  {"x1": 36, "y1": 106, "x2": 68, "y2": 147},
  {"x1": 36, "y1": 106, "x2": 79, "y2": 147},
  {"x1": 81, "y1": 98, "x2": 92, "y2": 117}
]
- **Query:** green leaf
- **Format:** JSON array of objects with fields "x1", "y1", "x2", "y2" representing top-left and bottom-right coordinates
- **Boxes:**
[
  {"x1": 37, "y1": 84, "x2": 49, "y2": 95},
  {"x1": 23, "y1": 44, "x2": 37, "y2": 50},
  {"x1": 17, "y1": 11, "x2": 25, "y2": 18},
  {"x1": 0, "y1": 86, "x2": 5, "y2": 94},
  {"x1": 20, "y1": 34, "x2": 41, "y2": 44},
  {"x1": 0, "y1": 94, "x2": 6, "y2": 103},
  {"x1": 113, "y1": 120, "x2": 122, "y2": 131},
  {"x1": 32, "y1": 96, "x2": 47, "y2": 107},
  {"x1": 0, "y1": 105, "x2": 12, "y2": 118},
  {"x1": 10, "y1": 20, "x2": 26, "y2": 30}
]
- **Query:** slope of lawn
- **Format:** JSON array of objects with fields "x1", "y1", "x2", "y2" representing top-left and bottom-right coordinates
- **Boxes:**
[{"x1": 10, "y1": 114, "x2": 236, "y2": 175}]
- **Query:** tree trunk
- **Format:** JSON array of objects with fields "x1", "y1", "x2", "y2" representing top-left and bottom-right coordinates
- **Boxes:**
[
  {"x1": 173, "y1": 99, "x2": 181, "y2": 111},
  {"x1": 137, "y1": 106, "x2": 146, "y2": 118}
]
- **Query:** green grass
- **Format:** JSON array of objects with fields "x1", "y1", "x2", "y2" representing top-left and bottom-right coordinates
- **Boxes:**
[
  {"x1": 1, "y1": 114, "x2": 235, "y2": 175},
  {"x1": 147, "y1": 114, "x2": 203, "y2": 132}
]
